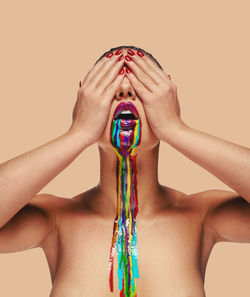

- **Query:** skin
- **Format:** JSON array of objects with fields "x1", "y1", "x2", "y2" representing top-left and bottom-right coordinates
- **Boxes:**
[{"x1": 0, "y1": 48, "x2": 250, "y2": 297}]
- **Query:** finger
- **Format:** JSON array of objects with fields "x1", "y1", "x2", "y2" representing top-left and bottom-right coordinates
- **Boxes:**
[
  {"x1": 82, "y1": 50, "x2": 120, "y2": 86},
  {"x1": 97, "y1": 57, "x2": 125, "y2": 93},
  {"x1": 104, "y1": 67, "x2": 126, "y2": 103},
  {"x1": 125, "y1": 68, "x2": 151, "y2": 103},
  {"x1": 127, "y1": 49, "x2": 167, "y2": 83},
  {"x1": 88, "y1": 53, "x2": 124, "y2": 88},
  {"x1": 124, "y1": 55, "x2": 156, "y2": 92},
  {"x1": 81, "y1": 54, "x2": 111, "y2": 86}
]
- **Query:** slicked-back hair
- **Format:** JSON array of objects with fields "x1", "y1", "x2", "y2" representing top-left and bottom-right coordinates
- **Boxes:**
[{"x1": 94, "y1": 45, "x2": 163, "y2": 70}]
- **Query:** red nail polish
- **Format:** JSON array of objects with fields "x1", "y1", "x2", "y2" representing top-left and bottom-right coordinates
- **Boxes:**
[
  {"x1": 115, "y1": 49, "x2": 122, "y2": 55},
  {"x1": 118, "y1": 54, "x2": 124, "y2": 61},
  {"x1": 126, "y1": 67, "x2": 132, "y2": 74},
  {"x1": 125, "y1": 55, "x2": 132, "y2": 62},
  {"x1": 137, "y1": 50, "x2": 144, "y2": 57},
  {"x1": 79, "y1": 81, "x2": 82, "y2": 88},
  {"x1": 167, "y1": 74, "x2": 172, "y2": 80},
  {"x1": 106, "y1": 52, "x2": 113, "y2": 58},
  {"x1": 119, "y1": 68, "x2": 125, "y2": 75},
  {"x1": 127, "y1": 49, "x2": 135, "y2": 56}
]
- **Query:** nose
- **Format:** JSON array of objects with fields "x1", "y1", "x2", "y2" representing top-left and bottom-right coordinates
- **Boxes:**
[{"x1": 115, "y1": 75, "x2": 136, "y2": 101}]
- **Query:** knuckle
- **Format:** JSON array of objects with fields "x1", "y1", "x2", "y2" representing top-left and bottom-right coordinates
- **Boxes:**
[
  {"x1": 164, "y1": 84, "x2": 174, "y2": 94},
  {"x1": 78, "y1": 86, "x2": 93, "y2": 99},
  {"x1": 107, "y1": 84, "x2": 115, "y2": 94},
  {"x1": 172, "y1": 83, "x2": 177, "y2": 90},
  {"x1": 100, "y1": 98, "x2": 109, "y2": 108}
]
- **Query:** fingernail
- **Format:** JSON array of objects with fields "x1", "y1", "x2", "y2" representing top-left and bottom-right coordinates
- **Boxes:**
[
  {"x1": 79, "y1": 81, "x2": 82, "y2": 88},
  {"x1": 106, "y1": 52, "x2": 113, "y2": 58},
  {"x1": 137, "y1": 50, "x2": 144, "y2": 57},
  {"x1": 126, "y1": 67, "x2": 132, "y2": 74},
  {"x1": 167, "y1": 74, "x2": 171, "y2": 80},
  {"x1": 118, "y1": 54, "x2": 124, "y2": 61},
  {"x1": 127, "y1": 49, "x2": 135, "y2": 56},
  {"x1": 125, "y1": 55, "x2": 132, "y2": 62},
  {"x1": 115, "y1": 49, "x2": 123, "y2": 55},
  {"x1": 119, "y1": 68, "x2": 125, "y2": 75}
]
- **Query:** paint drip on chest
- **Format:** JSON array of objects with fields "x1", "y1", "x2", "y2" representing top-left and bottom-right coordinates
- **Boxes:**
[{"x1": 108, "y1": 118, "x2": 141, "y2": 297}]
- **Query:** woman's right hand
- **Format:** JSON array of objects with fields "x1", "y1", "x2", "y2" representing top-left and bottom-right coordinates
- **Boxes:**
[{"x1": 69, "y1": 51, "x2": 125, "y2": 146}]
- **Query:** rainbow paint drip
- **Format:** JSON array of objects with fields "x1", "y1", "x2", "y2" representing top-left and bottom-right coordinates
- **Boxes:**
[{"x1": 109, "y1": 115, "x2": 142, "y2": 297}]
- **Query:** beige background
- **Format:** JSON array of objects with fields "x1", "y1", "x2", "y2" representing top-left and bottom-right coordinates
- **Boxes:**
[{"x1": 0, "y1": 0, "x2": 250, "y2": 296}]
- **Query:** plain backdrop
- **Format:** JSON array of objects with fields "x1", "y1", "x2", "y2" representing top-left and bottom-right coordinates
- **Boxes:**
[{"x1": 0, "y1": 0, "x2": 250, "y2": 296}]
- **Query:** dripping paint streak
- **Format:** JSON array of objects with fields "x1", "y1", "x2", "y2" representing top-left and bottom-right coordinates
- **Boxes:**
[{"x1": 109, "y1": 118, "x2": 141, "y2": 297}]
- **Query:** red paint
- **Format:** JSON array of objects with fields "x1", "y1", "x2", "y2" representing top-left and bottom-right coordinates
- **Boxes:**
[
  {"x1": 137, "y1": 50, "x2": 144, "y2": 57},
  {"x1": 132, "y1": 155, "x2": 138, "y2": 218},
  {"x1": 120, "y1": 119, "x2": 136, "y2": 129},
  {"x1": 120, "y1": 277, "x2": 125, "y2": 297}
]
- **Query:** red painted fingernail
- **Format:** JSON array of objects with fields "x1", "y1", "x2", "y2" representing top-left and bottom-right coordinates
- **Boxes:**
[
  {"x1": 115, "y1": 49, "x2": 122, "y2": 55},
  {"x1": 106, "y1": 52, "x2": 113, "y2": 58},
  {"x1": 168, "y1": 74, "x2": 171, "y2": 80},
  {"x1": 137, "y1": 50, "x2": 144, "y2": 57},
  {"x1": 125, "y1": 55, "x2": 132, "y2": 62},
  {"x1": 118, "y1": 54, "x2": 124, "y2": 61},
  {"x1": 79, "y1": 81, "x2": 82, "y2": 88},
  {"x1": 126, "y1": 67, "x2": 132, "y2": 74},
  {"x1": 119, "y1": 68, "x2": 125, "y2": 75},
  {"x1": 127, "y1": 49, "x2": 135, "y2": 56}
]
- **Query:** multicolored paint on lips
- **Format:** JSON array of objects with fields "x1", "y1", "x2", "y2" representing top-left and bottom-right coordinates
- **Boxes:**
[{"x1": 110, "y1": 103, "x2": 141, "y2": 152}]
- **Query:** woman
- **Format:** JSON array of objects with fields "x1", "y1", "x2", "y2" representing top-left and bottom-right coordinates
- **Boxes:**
[{"x1": 0, "y1": 45, "x2": 249, "y2": 297}]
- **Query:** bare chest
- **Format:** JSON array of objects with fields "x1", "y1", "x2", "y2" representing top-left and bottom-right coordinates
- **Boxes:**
[{"x1": 45, "y1": 210, "x2": 210, "y2": 297}]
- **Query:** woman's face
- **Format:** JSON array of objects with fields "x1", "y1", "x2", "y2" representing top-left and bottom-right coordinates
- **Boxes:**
[{"x1": 97, "y1": 48, "x2": 159, "y2": 154}]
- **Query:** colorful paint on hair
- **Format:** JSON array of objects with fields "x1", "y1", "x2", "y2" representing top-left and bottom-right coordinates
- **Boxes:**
[{"x1": 109, "y1": 118, "x2": 141, "y2": 297}]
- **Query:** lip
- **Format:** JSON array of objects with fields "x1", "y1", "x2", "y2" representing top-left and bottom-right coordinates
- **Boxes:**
[{"x1": 112, "y1": 102, "x2": 140, "y2": 120}]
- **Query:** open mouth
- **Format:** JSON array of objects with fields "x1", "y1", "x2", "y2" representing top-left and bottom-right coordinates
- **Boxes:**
[
  {"x1": 113, "y1": 102, "x2": 140, "y2": 121},
  {"x1": 115, "y1": 110, "x2": 137, "y2": 120}
]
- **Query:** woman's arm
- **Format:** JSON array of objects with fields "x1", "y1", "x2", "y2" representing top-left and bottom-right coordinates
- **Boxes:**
[
  {"x1": 0, "y1": 51, "x2": 125, "y2": 229},
  {"x1": 165, "y1": 123, "x2": 250, "y2": 203},
  {"x1": 0, "y1": 129, "x2": 89, "y2": 228},
  {"x1": 124, "y1": 50, "x2": 250, "y2": 202}
]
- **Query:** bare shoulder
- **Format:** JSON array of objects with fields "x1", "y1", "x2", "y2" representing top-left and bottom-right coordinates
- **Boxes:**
[
  {"x1": 29, "y1": 192, "x2": 78, "y2": 227},
  {"x1": 190, "y1": 189, "x2": 250, "y2": 243},
  {"x1": 181, "y1": 188, "x2": 239, "y2": 209},
  {"x1": 30, "y1": 192, "x2": 71, "y2": 214},
  {"x1": 30, "y1": 186, "x2": 99, "y2": 223}
]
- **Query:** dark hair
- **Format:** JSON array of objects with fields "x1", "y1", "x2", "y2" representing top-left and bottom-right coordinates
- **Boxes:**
[{"x1": 94, "y1": 45, "x2": 163, "y2": 70}]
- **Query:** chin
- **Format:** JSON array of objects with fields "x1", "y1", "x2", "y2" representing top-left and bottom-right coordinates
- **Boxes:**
[
  {"x1": 97, "y1": 118, "x2": 159, "y2": 154},
  {"x1": 97, "y1": 100, "x2": 159, "y2": 154}
]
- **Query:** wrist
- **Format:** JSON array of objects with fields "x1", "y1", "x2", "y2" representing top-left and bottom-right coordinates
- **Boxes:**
[
  {"x1": 64, "y1": 125, "x2": 92, "y2": 151},
  {"x1": 163, "y1": 120, "x2": 190, "y2": 144}
]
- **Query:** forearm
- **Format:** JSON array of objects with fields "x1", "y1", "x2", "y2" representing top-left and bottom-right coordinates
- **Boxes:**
[
  {"x1": 165, "y1": 122, "x2": 250, "y2": 202},
  {"x1": 0, "y1": 128, "x2": 89, "y2": 227}
]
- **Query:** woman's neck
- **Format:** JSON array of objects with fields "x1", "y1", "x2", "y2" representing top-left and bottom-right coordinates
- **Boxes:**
[{"x1": 94, "y1": 143, "x2": 165, "y2": 218}]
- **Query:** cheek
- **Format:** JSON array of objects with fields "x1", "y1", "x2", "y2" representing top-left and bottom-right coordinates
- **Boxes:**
[
  {"x1": 97, "y1": 119, "x2": 112, "y2": 148},
  {"x1": 138, "y1": 122, "x2": 159, "y2": 150}
]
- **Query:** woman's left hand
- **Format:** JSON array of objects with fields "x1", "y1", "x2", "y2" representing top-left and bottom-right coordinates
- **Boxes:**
[{"x1": 124, "y1": 50, "x2": 186, "y2": 142}]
